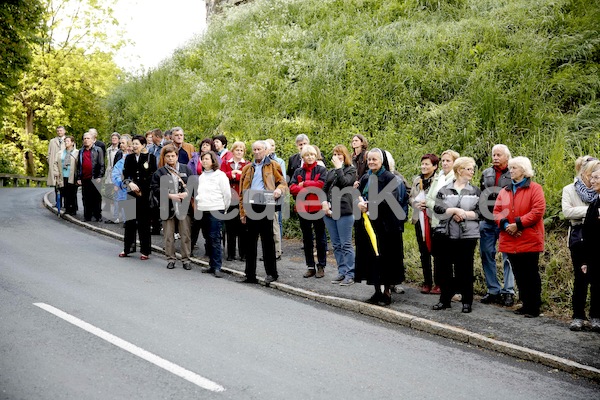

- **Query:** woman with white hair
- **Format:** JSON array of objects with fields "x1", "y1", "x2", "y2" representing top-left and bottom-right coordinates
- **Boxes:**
[
  {"x1": 562, "y1": 156, "x2": 599, "y2": 331},
  {"x1": 355, "y1": 148, "x2": 409, "y2": 305},
  {"x1": 494, "y1": 156, "x2": 546, "y2": 318},
  {"x1": 431, "y1": 157, "x2": 481, "y2": 313}
]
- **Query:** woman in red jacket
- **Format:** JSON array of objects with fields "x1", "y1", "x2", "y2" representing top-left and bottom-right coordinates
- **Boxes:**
[
  {"x1": 220, "y1": 141, "x2": 249, "y2": 261},
  {"x1": 290, "y1": 145, "x2": 328, "y2": 278},
  {"x1": 494, "y1": 156, "x2": 546, "y2": 318}
]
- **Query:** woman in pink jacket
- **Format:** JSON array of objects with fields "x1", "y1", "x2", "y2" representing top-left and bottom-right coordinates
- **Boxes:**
[{"x1": 494, "y1": 156, "x2": 546, "y2": 318}]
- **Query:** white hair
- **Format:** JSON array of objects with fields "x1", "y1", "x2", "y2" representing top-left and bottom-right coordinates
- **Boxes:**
[
  {"x1": 492, "y1": 144, "x2": 511, "y2": 159},
  {"x1": 508, "y1": 156, "x2": 534, "y2": 178}
]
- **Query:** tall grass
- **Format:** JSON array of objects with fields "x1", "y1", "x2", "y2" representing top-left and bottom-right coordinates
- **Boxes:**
[{"x1": 105, "y1": 0, "x2": 600, "y2": 317}]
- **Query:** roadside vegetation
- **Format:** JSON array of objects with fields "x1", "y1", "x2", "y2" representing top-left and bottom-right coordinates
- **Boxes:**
[{"x1": 111, "y1": 0, "x2": 599, "y2": 317}]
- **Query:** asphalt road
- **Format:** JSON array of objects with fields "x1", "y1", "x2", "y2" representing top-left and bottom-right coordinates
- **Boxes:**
[{"x1": 1, "y1": 188, "x2": 598, "y2": 399}]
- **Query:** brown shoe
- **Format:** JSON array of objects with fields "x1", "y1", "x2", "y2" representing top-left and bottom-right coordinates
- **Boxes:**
[
  {"x1": 315, "y1": 265, "x2": 325, "y2": 278},
  {"x1": 303, "y1": 268, "x2": 316, "y2": 278}
]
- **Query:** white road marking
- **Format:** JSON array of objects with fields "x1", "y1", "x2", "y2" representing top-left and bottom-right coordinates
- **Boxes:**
[{"x1": 34, "y1": 302, "x2": 225, "y2": 393}]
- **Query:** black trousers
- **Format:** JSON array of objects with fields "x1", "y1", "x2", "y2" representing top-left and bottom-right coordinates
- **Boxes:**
[
  {"x1": 61, "y1": 178, "x2": 78, "y2": 215},
  {"x1": 299, "y1": 215, "x2": 327, "y2": 268},
  {"x1": 225, "y1": 206, "x2": 245, "y2": 259},
  {"x1": 81, "y1": 178, "x2": 102, "y2": 220},
  {"x1": 124, "y1": 197, "x2": 152, "y2": 256},
  {"x1": 244, "y1": 208, "x2": 277, "y2": 279},
  {"x1": 415, "y1": 221, "x2": 434, "y2": 286},
  {"x1": 570, "y1": 240, "x2": 590, "y2": 319},
  {"x1": 431, "y1": 232, "x2": 450, "y2": 292},
  {"x1": 507, "y1": 252, "x2": 541, "y2": 314},
  {"x1": 437, "y1": 238, "x2": 477, "y2": 306}
]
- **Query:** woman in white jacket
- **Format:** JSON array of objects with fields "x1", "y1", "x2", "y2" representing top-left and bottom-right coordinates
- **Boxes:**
[{"x1": 195, "y1": 151, "x2": 231, "y2": 277}]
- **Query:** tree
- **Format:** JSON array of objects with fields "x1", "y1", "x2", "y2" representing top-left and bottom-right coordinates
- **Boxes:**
[
  {"x1": 1, "y1": 0, "x2": 124, "y2": 176},
  {"x1": 0, "y1": 0, "x2": 45, "y2": 119}
]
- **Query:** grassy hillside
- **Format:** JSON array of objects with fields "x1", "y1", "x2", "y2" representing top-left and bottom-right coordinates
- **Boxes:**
[{"x1": 106, "y1": 0, "x2": 600, "y2": 316}]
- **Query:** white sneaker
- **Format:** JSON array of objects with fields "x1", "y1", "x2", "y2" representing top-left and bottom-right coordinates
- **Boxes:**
[
  {"x1": 174, "y1": 233, "x2": 181, "y2": 240},
  {"x1": 591, "y1": 318, "x2": 600, "y2": 332},
  {"x1": 339, "y1": 278, "x2": 355, "y2": 286}
]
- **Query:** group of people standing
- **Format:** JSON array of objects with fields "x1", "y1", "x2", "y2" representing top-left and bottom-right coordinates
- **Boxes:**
[
  {"x1": 409, "y1": 145, "x2": 547, "y2": 316},
  {"x1": 46, "y1": 126, "x2": 600, "y2": 330}
]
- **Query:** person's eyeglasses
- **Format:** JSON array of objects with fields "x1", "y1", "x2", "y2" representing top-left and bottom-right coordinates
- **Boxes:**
[{"x1": 464, "y1": 167, "x2": 475, "y2": 172}]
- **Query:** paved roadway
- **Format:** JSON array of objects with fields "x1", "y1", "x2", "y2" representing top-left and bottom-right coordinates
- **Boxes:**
[{"x1": 1, "y1": 188, "x2": 598, "y2": 399}]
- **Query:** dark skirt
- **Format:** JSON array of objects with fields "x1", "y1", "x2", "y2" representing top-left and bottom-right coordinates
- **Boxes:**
[{"x1": 354, "y1": 216, "x2": 405, "y2": 286}]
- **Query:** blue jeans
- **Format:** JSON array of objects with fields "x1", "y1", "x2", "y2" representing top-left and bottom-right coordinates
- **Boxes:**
[
  {"x1": 479, "y1": 220, "x2": 514, "y2": 294},
  {"x1": 201, "y1": 211, "x2": 224, "y2": 271},
  {"x1": 324, "y1": 214, "x2": 355, "y2": 279}
]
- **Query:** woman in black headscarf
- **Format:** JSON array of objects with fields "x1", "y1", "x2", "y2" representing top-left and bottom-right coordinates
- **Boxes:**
[{"x1": 355, "y1": 148, "x2": 409, "y2": 305}]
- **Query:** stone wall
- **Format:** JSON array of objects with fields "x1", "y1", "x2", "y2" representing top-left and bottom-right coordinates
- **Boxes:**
[{"x1": 206, "y1": 0, "x2": 251, "y2": 19}]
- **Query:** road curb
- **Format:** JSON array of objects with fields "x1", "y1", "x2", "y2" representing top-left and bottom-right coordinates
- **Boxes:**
[{"x1": 43, "y1": 192, "x2": 600, "y2": 382}]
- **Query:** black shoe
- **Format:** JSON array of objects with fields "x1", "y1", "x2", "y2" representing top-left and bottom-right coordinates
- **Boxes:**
[
  {"x1": 275, "y1": 255, "x2": 282, "y2": 261},
  {"x1": 432, "y1": 302, "x2": 451, "y2": 310},
  {"x1": 379, "y1": 293, "x2": 392, "y2": 306},
  {"x1": 104, "y1": 219, "x2": 115, "y2": 224},
  {"x1": 513, "y1": 307, "x2": 527, "y2": 315},
  {"x1": 365, "y1": 293, "x2": 382, "y2": 304},
  {"x1": 265, "y1": 275, "x2": 277, "y2": 285},
  {"x1": 226, "y1": 256, "x2": 234, "y2": 261},
  {"x1": 239, "y1": 277, "x2": 258, "y2": 284},
  {"x1": 166, "y1": 262, "x2": 175, "y2": 269},
  {"x1": 239, "y1": 256, "x2": 246, "y2": 262},
  {"x1": 480, "y1": 293, "x2": 500, "y2": 304},
  {"x1": 462, "y1": 304, "x2": 472, "y2": 313},
  {"x1": 201, "y1": 267, "x2": 214, "y2": 274},
  {"x1": 503, "y1": 293, "x2": 515, "y2": 307},
  {"x1": 182, "y1": 263, "x2": 192, "y2": 270}
]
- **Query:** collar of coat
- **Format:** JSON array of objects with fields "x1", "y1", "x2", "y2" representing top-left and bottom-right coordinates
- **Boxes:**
[{"x1": 505, "y1": 177, "x2": 531, "y2": 192}]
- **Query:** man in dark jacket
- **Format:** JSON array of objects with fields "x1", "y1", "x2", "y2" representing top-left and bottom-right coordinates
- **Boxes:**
[
  {"x1": 479, "y1": 144, "x2": 514, "y2": 306},
  {"x1": 286, "y1": 134, "x2": 309, "y2": 182},
  {"x1": 77, "y1": 132, "x2": 105, "y2": 222}
]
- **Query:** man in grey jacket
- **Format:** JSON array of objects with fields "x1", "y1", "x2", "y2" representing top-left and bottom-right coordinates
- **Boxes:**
[{"x1": 479, "y1": 144, "x2": 515, "y2": 306}]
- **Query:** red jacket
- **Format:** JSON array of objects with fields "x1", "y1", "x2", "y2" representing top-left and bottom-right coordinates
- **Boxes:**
[
  {"x1": 220, "y1": 158, "x2": 249, "y2": 195},
  {"x1": 289, "y1": 162, "x2": 326, "y2": 214},
  {"x1": 494, "y1": 179, "x2": 546, "y2": 254}
]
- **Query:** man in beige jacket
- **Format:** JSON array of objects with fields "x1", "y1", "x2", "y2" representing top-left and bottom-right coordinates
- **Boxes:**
[{"x1": 46, "y1": 126, "x2": 67, "y2": 186}]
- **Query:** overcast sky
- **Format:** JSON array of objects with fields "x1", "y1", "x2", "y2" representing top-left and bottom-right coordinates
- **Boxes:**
[{"x1": 112, "y1": 0, "x2": 207, "y2": 73}]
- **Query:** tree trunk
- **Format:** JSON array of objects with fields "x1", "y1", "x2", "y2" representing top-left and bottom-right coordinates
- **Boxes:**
[
  {"x1": 26, "y1": 107, "x2": 34, "y2": 135},
  {"x1": 25, "y1": 107, "x2": 36, "y2": 176}
]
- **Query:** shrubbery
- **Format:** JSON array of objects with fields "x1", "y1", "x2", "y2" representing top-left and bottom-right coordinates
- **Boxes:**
[{"x1": 105, "y1": 0, "x2": 600, "y2": 317}]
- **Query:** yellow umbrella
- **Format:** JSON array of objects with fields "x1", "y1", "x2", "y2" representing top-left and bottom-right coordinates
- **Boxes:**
[{"x1": 362, "y1": 212, "x2": 379, "y2": 256}]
